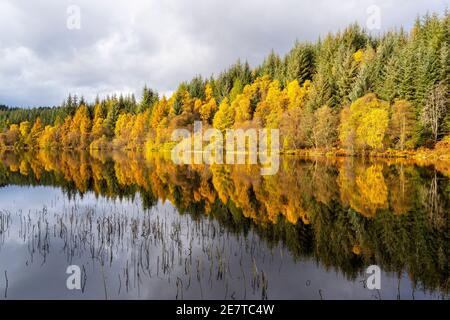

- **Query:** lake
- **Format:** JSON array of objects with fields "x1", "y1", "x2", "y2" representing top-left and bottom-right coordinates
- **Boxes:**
[{"x1": 0, "y1": 150, "x2": 448, "y2": 299}]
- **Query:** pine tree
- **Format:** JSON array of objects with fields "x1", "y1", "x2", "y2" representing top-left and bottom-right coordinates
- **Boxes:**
[
  {"x1": 349, "y1": 46, "x2": 376, "y2": 101},
  {"x1": 285, "y1": 43, "x2": 315, "y2": 85},
  {"x1": 260, "y1": 50, "x2": 283, "y2": 80},
  {"x1": 104, "y1": 99, "x2": 119, "y2": 138},
  {"x1": 138, "y1": 85, "x2": 158, "y2": 114},
  {"x1": 398, "y1": 44, "x2": 417, "y2": 103},
  {"x1": 415, "y1": 45, "x2": 440, "y2": 106}
]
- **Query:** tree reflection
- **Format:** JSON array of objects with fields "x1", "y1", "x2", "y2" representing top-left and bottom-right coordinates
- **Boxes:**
[{"x1": 0, "y1": 150, "x2": 448, "y2": 295}]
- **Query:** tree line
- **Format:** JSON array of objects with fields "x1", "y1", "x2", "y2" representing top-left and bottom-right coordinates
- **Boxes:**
[{"x1": 0, "y1": 12, "x2": 449, "y2": 154}]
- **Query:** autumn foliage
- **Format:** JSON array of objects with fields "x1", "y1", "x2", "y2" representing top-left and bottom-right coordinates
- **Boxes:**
[{"x1": 0, "y1": 12, "x2": 448, "y2": 156}]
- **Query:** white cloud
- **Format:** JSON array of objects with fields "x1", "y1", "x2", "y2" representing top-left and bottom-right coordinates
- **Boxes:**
[{"x1": 0, "y1": 0, "x2": 447, "y2": 106}]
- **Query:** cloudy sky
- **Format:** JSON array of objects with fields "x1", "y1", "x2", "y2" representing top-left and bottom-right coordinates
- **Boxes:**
[{"x1": 0, "y1": 0, "x2": 447, "y2": 107}]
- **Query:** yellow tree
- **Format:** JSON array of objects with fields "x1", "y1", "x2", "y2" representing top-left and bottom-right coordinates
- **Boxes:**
[
  {"x1": 72, "y1": 104, "x2": 92, "y2": 149},
  {"x1": 19, "y1": 121, "x2": 31, "y2": 147},
  {"x1": 199, "y1": 84, "x2": 217, "y2": 124},
  {"x1": 233, "y1": 94, "x2": 252, "y2": 123},
  {"x1": 148, "y1": 96, "x2": 170, "y2": 146},
  {"x1": 114, "y1": 113, "x2": 134, "y2": 148},
  {"x1": 19, "y1": 121, "x2": 30, "y2": 138},
  {"x1": 38, "y1": 125, "x2": 59, "y2": 149},
  {"x1": 339, "y1": 93, "x2": 390, "y2": 151},
  {"x1": 60, "y1": 116, "x2": 73, "y2": 148},
  {"x1": 91, "y1": 117, "x2": 105, "y2": 141},
  {"x1": 233, "y1": 79, "x2": 264, "y2": 124},
  {"x1": 181, "y1": 90, "x2": 194, "y2": 114},
  {"x1": 213, "y1": 98, "x2": 235, "y2": 131},
  {"x1": 114, "y1": 113, "x2": 132, "y2": 138},
  {"x1": 254, "y1": 80, "x2": 288, "y2": 128},
  {"x1": 286, "y1": 79, "x2": 311, "y2": 110},
  {"x1": 130, "y1": 111, "x2": 148, "y2": 149},
  {"x1": 312, "y1": 105, "x2": 338, "y2": 149},
  {"x1": 151, "y1": 96, "x2": 169, "y2": 129},
  {"x1": 266, "y1": 80, "x2": 289, "y2": 128},
  {"x1": 91, "y1": 102, "x2": 106, "y2": 141},
  {"x1": 79, "y1": 111, "x2": 92, "y2": 148},
  {"x1": 4, "y1": 124, "x2": 21, "y2": 148},
  {"x1": 29, "y1": 117, "x2": 43, "y2": 148},
  {"x1": 357, "y1": 108, "x2": 389, "y2": 150}
]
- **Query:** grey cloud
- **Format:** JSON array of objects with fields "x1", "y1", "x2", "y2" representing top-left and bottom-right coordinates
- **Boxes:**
[{"x1": 0, "y1": 0, "x2": 447, "y2": 106}]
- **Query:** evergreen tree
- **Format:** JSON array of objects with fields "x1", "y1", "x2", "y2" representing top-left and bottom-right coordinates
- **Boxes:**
[{"x1": 285, "y1": 42, "x2": 315, "y2": 85}]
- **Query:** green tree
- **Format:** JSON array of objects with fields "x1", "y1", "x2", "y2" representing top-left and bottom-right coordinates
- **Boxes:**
[{"x1": 389, "y1": 100, "x2": 417, "y2": 150}]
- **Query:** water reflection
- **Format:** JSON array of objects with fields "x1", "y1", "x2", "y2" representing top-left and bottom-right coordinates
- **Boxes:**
[{"x1": 0, "y1": 150, "x2": 448, "y2": 299}]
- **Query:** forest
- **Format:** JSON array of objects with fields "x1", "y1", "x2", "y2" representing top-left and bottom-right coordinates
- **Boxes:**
[{"x1": 0, "y1": 12, "x2": 449, "y2": 156}]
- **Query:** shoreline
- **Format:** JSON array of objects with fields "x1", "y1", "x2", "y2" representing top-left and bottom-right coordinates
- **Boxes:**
[
  {"x1": 1, "y1": 145, "x2": 450, "y2": 161},
  {"x1": 282, "y1": 148, "x2": 450, "y2": 161}
]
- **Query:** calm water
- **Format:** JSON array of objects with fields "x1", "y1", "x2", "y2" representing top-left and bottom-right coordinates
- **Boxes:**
[{"x1": 0, "y1": 151, "x2": 448, "y2": 300}]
